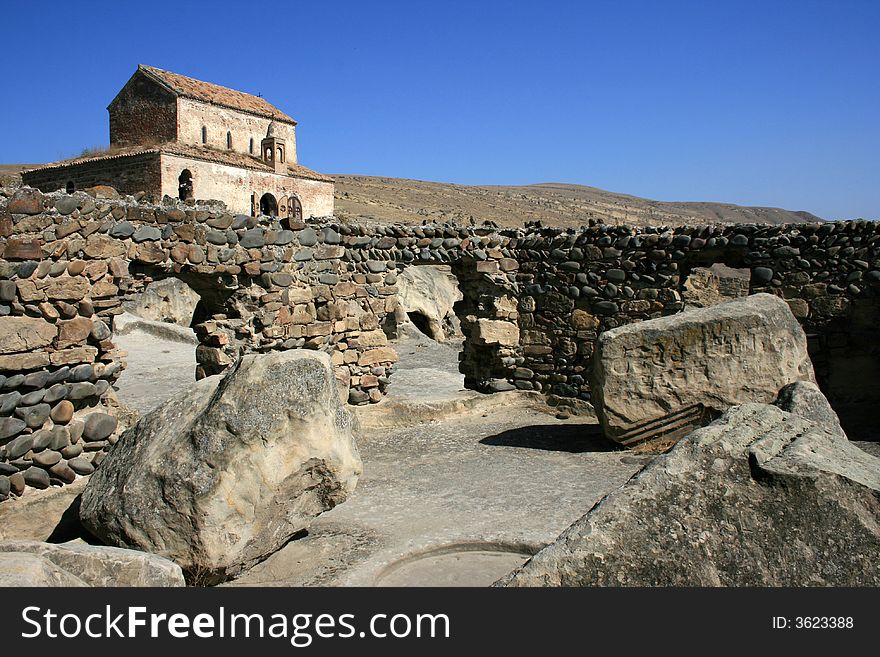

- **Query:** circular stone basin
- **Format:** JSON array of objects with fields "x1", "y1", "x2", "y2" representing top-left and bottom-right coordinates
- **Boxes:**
[{"x1": 375, "y1": 543, "x2": 536, "y2": 587}]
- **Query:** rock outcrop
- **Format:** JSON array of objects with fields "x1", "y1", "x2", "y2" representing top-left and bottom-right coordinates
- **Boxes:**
[
  {"x1": 122, "y1": 277, "x2": 201, "y2": 327},
  {"x1": 500, "y1": 403, "x2": 880, "y2": 586},
  {"x1": 79, "y1": 350, "x2": 362, "y2": 581},
  {"x1": 396, "y1": 265, "x2": 463, "y2": 341},
  {"x1": 592, "y1": 293, "x2": 815, "y2": 446},
  {"x1": 775, "y1": 380, "x2": 847, "y2": 439},
  {"x1": 0, "y1": 540, "x2": 184, "y2": 586},
  {"x1": 114, "y1": 311, "x2": 199, "y2": 344}
]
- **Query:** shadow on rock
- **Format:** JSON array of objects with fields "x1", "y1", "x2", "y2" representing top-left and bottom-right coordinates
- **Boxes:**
[
  {"x1": 45, "y1": 493, "x2": 103, "y2": 545},
  {"x1": 480, "y1": 424, "x2": 618, "y2": 453}
]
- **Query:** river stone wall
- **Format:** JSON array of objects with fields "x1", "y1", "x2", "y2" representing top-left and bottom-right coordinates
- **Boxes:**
[{"x1": 2, "y1": 184, "x2": 878, "y2": 494}]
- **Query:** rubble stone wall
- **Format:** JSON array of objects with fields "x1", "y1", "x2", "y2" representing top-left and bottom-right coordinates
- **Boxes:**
[
  {"x1": 22, "y1": 153, "x2": 162, "y2": 198},
  {"x1": 2, "y1": 185, "x2": 878, "y2": 494}
]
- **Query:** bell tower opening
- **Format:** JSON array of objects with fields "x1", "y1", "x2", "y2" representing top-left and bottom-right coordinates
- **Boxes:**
[{"x1": 261, "y1": 121, "x2": 287, "y2": 174}]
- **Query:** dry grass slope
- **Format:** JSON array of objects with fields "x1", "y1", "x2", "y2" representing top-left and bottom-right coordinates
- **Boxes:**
[
  {"x1": 334, "y1": 175, "x2": 824, "y2": 228},
  {"x1": 2, "y1": 165, "x2": 824, "y2": 228}
]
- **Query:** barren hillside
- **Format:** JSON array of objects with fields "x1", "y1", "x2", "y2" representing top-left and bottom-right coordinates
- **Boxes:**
[
  {"x1": 3, "y1": 164, "x2": 823, "y2": 228},
  {"x1": 0, "y1": 164, "x2": 36, "y2": 187},
  {"x1": 334, "y1": 175, "x2": 824, "y2": 228}
]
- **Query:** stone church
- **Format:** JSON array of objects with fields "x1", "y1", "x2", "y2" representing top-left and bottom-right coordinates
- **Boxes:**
[{"x1": 22, "y1": 65, "x2": 334, "y2": 219}]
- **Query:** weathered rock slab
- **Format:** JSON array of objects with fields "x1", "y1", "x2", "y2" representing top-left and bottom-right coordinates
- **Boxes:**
[
  {"x1": 0, "y1": 317, "x2": 57, "y2": 354},
  {"x1": 0, "y1": 540, "x2": 185, "y2": 586},
  {"x1": 592, "y1": 293, "x2": 815, "y2": 445},
  {"x1": 775, "y1": 380, "x2": 847, "y2": 439},
  {"x1": 500, "y1": 403, "x2": 880, "y2": 586},
  {"x1": 396, "y1": 265, "x2": 463, "y2": 341},
  {"x1": 0, "y1": 552, "x2": 87, "y2": 586},
  {"x1": 80, "y1": 350, "x2": 362, "y2": 580},
  {"x1": 122, "y1": 278, "x2": 201, "y2": 327}
]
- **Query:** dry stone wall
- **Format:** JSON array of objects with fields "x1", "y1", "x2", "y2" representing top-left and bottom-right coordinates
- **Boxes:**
[{"x1": 2, "y1": 184, "x2": 878, "y2": 496}]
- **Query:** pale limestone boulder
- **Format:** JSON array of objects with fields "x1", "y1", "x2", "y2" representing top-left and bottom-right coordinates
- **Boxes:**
[
  {"x1": 122, "y1": 277, "x2": 201, "y2": 327},
  {"x1": 113, "y1": 311, "x2": 198, "y2": 344},
  {"x1": 592, "y1": 293, "x2": 815, "y2": 446},
  {"x1": 396, "y1": 265, "x2": 463, "y2": 340},
  {"x1": 0, "y1": 552, "x2": 88, "y2": 586},
  {"x1": 80, "y1": 350, "x2": 362, "y2": 581},
  {"x1": 775, "y1": 380, "x2": 847, "y2": 440},
  {"x1": 500, "y1": 403, "x2": 880, "y2": 586},
  {"x1": 0, "y1": 540, "x2": 184, "y2": 586}
]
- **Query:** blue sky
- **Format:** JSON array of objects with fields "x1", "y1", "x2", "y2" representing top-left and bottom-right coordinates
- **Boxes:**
[{"x1": 2, "y1": 0, "x2": 877, "y2": 219}]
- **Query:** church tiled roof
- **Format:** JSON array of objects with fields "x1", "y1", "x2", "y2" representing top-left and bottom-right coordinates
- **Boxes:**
[{"x1": 138, "y1": 65, "x2": 296, "y2": 124}]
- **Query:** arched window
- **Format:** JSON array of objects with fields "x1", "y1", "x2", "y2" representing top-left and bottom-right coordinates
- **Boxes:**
[
  {"x1": 249, "y1": 138, "x2": 254, "y2": 154},
  {"x1": 201, "y1": 126, "x2": 207, "y2": 144},
  {"x1": 277, "y1": 146, "x2": 284, "y2": 163},
  {"x1": 227, "y1": 131, "x2": 232, "y2": 149},
  {"x1": 178, "y1": 169, "x2": 194, "y2": 201},
  {"x1": 65, "y1": 181, "x2": 75, "y2": 194}
]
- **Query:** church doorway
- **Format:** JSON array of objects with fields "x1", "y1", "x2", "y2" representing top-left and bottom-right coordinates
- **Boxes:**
[
  {"x1": 289, "y1": 195, "x2": 303, "y2": 221},
  {"x1": 178, "y1": 170, "x2": 194, "y2": 201},
  {"x1": 260, "y1": 192, "x2": 278, "y2": 217}
]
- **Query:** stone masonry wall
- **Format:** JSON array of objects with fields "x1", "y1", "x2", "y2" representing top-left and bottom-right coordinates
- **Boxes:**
[
  {"x1": 177, "y1": 97, "x2": 297, "y2": 161},
  {"x1": 108, "y1": 73, "x2": 178, "y2": 147},
  {"x1": 2, "y1": 183, "x2": 878, "y2": 496},
  {"x1": 22, "y1": 153, "x2": 162, "y2": 198},
  {"x1": 159, "y1": 154, "x2": 332, "y2": 219}
]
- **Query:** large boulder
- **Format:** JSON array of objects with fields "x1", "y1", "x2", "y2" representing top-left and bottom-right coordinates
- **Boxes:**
[
  {"x1": 592, "y1": 293, "x2": 815, "y2": 446},
  {"x1": 500, "y1": 403, "x2": 880, "y2": 586},
  {"x1": 396, "y1": 265, "x2": 463, "y2": 341},
  {"x1": 122, "y1": 277, "x2": 201, "y2": 327},
  {"x1": 79, "y1": 350, "x2": 362, "y2": 580},
  {"x1": 0, "y1": 540, "x2": 184, "y2": 586}
]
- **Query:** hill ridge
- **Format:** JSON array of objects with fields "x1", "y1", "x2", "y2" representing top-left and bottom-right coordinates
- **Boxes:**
[{"x1": 334, "y1": 174, "x2": 824, "y2": 228}]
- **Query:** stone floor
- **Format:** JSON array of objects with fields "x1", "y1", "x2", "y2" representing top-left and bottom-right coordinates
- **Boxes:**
[
  {"x1": 225, "y1": 405, "x2": 647, "y2": 586},
  {"x1": 107, "y1": 320, "x2": 878, "y2": 587},
  {"x1": 113, "y1": 318, "x2": 198, "y2": 415},
  {"x1": 225, "y1": 326, "x2": 647, "y2": 586}
]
